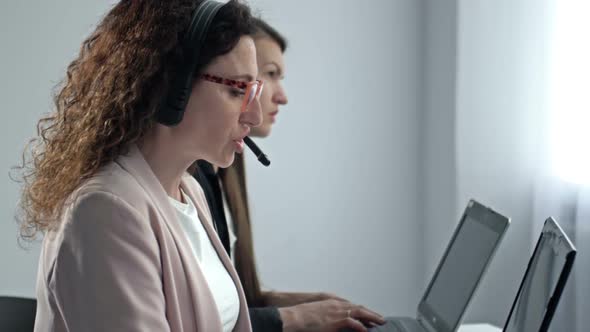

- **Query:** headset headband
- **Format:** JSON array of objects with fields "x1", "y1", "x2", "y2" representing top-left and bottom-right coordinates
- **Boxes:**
[{"x1": 156, "y1": 0, "x2": 226, "y2": 126}]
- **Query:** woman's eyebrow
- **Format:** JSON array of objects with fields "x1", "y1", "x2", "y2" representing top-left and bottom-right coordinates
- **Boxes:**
[{"x1": 228, "y1": 73, "x2": 255, "y2": 81}]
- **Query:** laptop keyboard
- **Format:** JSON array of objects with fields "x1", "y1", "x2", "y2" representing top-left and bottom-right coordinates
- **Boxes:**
[{"x1": 349, "y1": 317, "x2": 425, "y2": 332}]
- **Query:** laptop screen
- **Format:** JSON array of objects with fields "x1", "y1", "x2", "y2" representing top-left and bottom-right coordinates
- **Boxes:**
[
  {"x1": 503, "y1": 218, "x2": 576, "y2": 332},
  {"x1": 418, "y1": 200, "x2": 509, "y2": 332}
]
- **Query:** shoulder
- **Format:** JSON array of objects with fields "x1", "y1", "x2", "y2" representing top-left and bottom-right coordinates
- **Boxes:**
[
  {"x1": 50, "y1": 162, "x2": 159, "y2": 245},
  {"x1": 77, "y1": 162, "x2": 146, "y2": 205},
  {"x1": 60, "y1": 189, "x2": 154, "y2": 253},
  {"x1": 45, "y1": 169, "x2": 163, "y2": 274},
  {"x1": 70, "y1": 161, "x2": 157, "y2": 219},
  {"x1": 41, "y1": 177, "x2": 161, "y2": 287}
]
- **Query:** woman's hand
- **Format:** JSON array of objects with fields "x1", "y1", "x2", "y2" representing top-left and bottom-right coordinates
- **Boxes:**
[
  {"x1": 278, "y1": 299, "x2": 386, "y2": 332},
  {"x1": 263, "y1": 291, "x2": 348, "y2": 307}
]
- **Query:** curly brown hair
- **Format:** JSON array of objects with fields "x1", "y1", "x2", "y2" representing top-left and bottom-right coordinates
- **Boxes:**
[{"x1": 15, "y1": 0, "x2": 254, "y2": 240}]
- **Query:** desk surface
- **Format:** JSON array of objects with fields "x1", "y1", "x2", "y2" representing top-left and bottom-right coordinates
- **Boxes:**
[{"x1": 458, "y1": 323, "x2": 502, "y2": 332}]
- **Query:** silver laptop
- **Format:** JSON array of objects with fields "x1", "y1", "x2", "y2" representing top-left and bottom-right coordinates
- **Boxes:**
[
  {"x1": 502, "y1": 217, "x2": 577, "y2": 332},
  {"x1": 455, "y1": 217, "x2": 577, "y2": 332},
  {"x1": 384, "y1": 199, "x2": 510, "y2": 332}
]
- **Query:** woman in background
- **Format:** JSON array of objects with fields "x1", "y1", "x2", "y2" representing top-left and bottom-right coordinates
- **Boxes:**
[{"x1": 194, "y1": 17, "x2": 387, "y2": 332}]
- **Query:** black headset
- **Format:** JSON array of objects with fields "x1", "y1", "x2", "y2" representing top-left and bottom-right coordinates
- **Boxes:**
[
  {"x1": 156, "y1": 0, "x2": 271, "y2": 166},
  {"x1": 156, "y1": 0, "x2": 226, "y2": 126}
]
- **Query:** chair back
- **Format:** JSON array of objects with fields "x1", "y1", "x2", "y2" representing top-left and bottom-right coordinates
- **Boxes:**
[{"x1": 0, "y1": 296, "x2": 36, "y2": 332}]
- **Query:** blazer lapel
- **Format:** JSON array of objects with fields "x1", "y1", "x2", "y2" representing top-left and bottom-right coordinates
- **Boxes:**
[
  {"x1": 115, "y1": 144, "x2": 223, "y2": 329},
  {"x1": 181, "y1": 173, "x2": 252, "y2": 331}
]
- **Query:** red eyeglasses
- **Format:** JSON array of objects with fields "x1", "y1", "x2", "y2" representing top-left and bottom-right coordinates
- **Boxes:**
[{"x1": 201, "y1": 73, "x2": 264, "y2": 112}]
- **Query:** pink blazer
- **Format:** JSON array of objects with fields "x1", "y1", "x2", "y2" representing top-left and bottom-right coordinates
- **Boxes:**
[{"x1": 34, "y1": 144, "x2": 252, "y2": 332}]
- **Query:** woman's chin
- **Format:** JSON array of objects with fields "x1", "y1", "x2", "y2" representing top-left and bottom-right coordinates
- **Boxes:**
[
  {"x1": 214, "y1": 155, "x2": 235, "y2": 169},
  {"x1": 250, "y1": 125, "x2": 272, "y2": 138}
]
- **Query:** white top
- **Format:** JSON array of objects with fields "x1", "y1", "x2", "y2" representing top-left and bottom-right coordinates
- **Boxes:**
[{"x1": 169, "y1": 189, "x2": 239, "y2": 332}]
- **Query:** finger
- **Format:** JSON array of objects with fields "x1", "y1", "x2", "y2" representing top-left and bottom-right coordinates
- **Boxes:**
[
  {"x1": 356, "y1": 305, "x2": 384, "y2": 319},
  {"x1": 351, "y1": 306, "x2": 386, "y2": 325},
  {"x1": 332, "y1": 317, "x2": 368, "y2": 332},
  {"x1": 325, "y1": 292, "x2": 350, "y2": 302},
  {"x1": 325, "y1": 298, "x2": 349, "y2": 306},
  {"x1": 365, "y1": 320, "x2": 383, "y2": 328}
]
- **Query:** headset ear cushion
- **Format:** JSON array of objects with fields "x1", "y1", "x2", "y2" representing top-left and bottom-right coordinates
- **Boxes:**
[
  {"x1": 155, "y1": 0, "x2": 225, "y2": 126},
  {"x1": 156, "y1": 64, "x2": 194, "y2": 126}
]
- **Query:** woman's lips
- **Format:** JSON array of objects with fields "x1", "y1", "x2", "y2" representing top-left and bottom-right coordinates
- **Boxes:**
[
  {"x1": 269, "y1": 110, "x2": 278, "y2": 123},
  {"x1": 234, "y1": 139, "x2": 245, "y2": 153}
]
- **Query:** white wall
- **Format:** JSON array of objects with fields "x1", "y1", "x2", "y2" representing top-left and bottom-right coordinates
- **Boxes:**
[
  {"x1": 246, "y1": 0, "x2": 424, "y2": 315},
  {"x1": 455, "y1": 0, "x2": 551, "y2": 326},
  {"x1": 421, "y1": 0, "x2": 458, "y2": 284},
  {"x1": 0, "y1": 1, "x2": 114, "y2": 297},
  {"x1": 0, "y1": 0, "x2": 426, "y2": 316}
]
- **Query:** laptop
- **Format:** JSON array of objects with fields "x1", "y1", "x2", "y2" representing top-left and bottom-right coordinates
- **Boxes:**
[
  {"x1": 458, "y1": 217, "x2": 577, "y2": 332},
  {"x1": 380, "y1": 199, "x2": 510, "y2": 332},
  {"x1": 501, "y1": 217, "x2": 577, "y2": 332}
]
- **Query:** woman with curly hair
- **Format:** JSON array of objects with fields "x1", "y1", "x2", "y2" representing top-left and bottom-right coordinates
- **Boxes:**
[{"x1": 16, "y1": 1, "x2": 261, "y2": 331}]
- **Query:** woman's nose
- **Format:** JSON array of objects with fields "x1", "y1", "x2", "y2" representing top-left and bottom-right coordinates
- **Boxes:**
[
  {"x1": 242, "y1": 99, "x2": 263, "y2": 127},
  {"x1": 273, "y1": 84, "x2": 288, "y2": 105}
]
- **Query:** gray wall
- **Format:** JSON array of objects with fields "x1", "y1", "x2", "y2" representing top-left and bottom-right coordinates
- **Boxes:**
[
  {"x1": 421, "y1": 0, "x2": 458, "y2": 283},
  {"x1": 246, "y1": 0, "x2": 424, "y2": 315},
  {"x1": 455, "y1": 0, "x2": 551, "y2": 325},
  {"x1": 0, "y1": 1, "x2": 114, "y2": 297}
]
